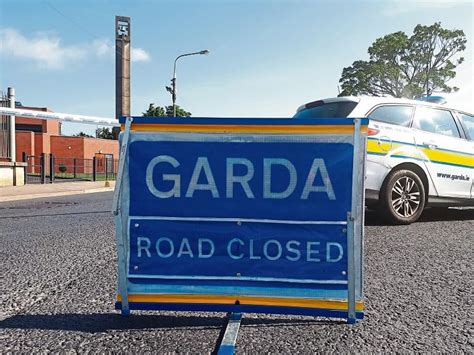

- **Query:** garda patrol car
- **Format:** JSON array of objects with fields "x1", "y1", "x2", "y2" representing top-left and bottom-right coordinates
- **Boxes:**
[{"x1": 294, "y1": 96, "x2": 474, "y2": 224}]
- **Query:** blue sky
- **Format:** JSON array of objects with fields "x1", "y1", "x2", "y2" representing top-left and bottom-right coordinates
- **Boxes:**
[{"x1": 0, "y1": 0, "x2": 473, "y2": 135}]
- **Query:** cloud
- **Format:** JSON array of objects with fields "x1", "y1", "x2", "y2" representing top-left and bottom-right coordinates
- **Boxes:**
[
  {"x1": 0, "y1": 28, "x2": 151, "y2": 69},
  {"x1": 0, "y1": 28, "x2": 86, "y2": 69},
  {"x1": 93, "y1": 38, "x2": 111, "y2": 57},
  {"x1": 131, "y1": 47, "x2": 151, "y2": 62}
]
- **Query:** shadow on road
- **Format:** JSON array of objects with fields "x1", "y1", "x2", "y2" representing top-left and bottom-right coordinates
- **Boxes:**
[
  {"x1": 0, "y1": 313, "x2": 340, "y2": 333},
  {"x1": 365, "y1": 207, "x2": 474, "y2": 226}
]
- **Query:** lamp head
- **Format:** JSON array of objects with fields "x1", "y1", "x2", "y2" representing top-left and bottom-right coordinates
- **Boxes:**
[{"x1": 200, "y1": 50, "x2": 210, "y2": 55}]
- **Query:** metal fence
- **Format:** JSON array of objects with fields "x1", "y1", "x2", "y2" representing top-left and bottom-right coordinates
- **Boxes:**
[
  {"x1": 23, "y1": 155, "x2": 45, "y2": 184},
  {"x1": 23, "y1": 153, "x2": 118, "y2": 184},
  {"x1": 0, "y1": 91, "x2": 10, "y2": 159}
]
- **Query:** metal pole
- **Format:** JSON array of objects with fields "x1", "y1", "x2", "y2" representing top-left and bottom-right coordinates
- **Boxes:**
[
  {"x1": 347, "y1": 118, "x2": 362, "y2": 324},
  {"x1": 112, "y1": 117, "x2": 133, "y2": 316},
  {"x1": 92, "y1": 157, "x2": 97, "y2": 181},
  {"x1": 7, "y1": 87, "x2": 15, "y2": 162},
  {"x1": 172, "y1": 59, "x2": 178, "y2": 117},
  {"x1": 22, "y1": 152, "x2": 28, "y2": 185},
  {"x1": 40, "y1": 153, "x2": 46, "y2": 184},
  {"x1": 217, "y1": 312, "x2": 242, "y2": 354},
  {"x1": 49, "y1": 154, "x2": 55, "y2": 183},
  {"x1": 105, "y1": 157, "x2": 109, "y2": 181},
  {"x1": 0, "y1": 107, "x2": 117, "y2": 126},
  {"x1": 170, "y1": 50, "x2": 209, "y2": 117}
]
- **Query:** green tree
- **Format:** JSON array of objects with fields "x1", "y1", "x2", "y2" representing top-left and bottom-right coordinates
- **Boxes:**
[
  {"x1": 73, "y1": 131, "x2": 93, "y2": 137},
  {"x1": 143, "y1": 103, "x2": 166, "y2": 116},
  {"x1": 96, "y1": 127, "x2": 114, "y2": 139},
  {"x1": 338, "y1": 23, "x2": 467, "y2": 98},
  {"x1": 165, "y1": 105, "x2": 191, "y2": 117},
  {"x1": 143, "y1": 103, "x2": 191, "y2": 117}
]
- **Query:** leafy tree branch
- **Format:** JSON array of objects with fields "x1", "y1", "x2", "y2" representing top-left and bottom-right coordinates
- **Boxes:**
[{"x1": 339, "y1": 22, "x2": 466, "y2": 98}]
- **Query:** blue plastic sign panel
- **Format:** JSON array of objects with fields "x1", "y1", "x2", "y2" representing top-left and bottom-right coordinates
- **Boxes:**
[
  {"x1": 129, "y1": 140, "x2": 353, "y2": 221},
  {"x1": 114, "y1": 118, "x2": 366, "y2": 321},
  {"x1": 129, "y1": 218, "x2": 347, "y2": 283}
]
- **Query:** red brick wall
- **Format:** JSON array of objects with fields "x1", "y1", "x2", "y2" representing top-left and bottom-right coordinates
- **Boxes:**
[
  {"x1": 83, "y1": 137, "x2": 119, "y2": 159},
  {"x1": 42, "y1": 134, "x2": 51, "y2": 155},
  {"x1": 50, "y1": 136, "x2": 86, "y2": 174},
  {"x1": 16, "y1": 116, "x2": 44, "y2": 127},
  {"x1": 17, "y1": 134, "x2": 118, "y2": 160},
  {"x1": 34, "y1": 134, "x2": 43, "y2": 156},
  {"x1": 16, "y1": 131, "x2": 35, "y2": 160},
  {"x1": 50, "y1": 136, "x2": 85, "y2": 158},
  {"x1": 34, "y1": 133, "x2": 51, "y2": 156},
  {"x1": 15, "y1": 117, "x2": 60, "y2": 135},
  {"x1": 16, "y1": 131, "x2": 35, "y2": 173},
  {"x1": 15, "y1": 107, "x2": 59, "y2": 135},
  {"x1": 15, "y1": 131, "x2": 119, "y2": 175},
  {"x1": 44, "y1": 119, "x2": 60, "y2": 135}
]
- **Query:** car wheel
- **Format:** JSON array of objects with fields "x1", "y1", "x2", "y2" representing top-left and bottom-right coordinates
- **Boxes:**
[{"x1": 380, "y1": 169, "x2": 426, "y2": 224}]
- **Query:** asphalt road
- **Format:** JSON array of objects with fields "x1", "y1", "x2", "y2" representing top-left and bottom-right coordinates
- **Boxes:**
[{"x1": 1, "y1": 192, "x2": 472, "y2": 353}]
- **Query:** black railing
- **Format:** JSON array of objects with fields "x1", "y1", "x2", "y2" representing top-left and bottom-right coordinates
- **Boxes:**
[
  {"x1": 0, "y1": 90, "x2": 10, "y2": 159},
  {"x1": 23, "y1": 153, "x2": 118, "y2": 184}
]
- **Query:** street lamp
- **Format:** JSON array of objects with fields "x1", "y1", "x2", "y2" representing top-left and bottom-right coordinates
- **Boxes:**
[{"x1": 166, "y1": 50, "x2": 210, "y2": 117}]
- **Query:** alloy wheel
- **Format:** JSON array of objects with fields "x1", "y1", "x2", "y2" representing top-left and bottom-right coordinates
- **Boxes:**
[{"x1": 391, "y1": 176, "x2": 421, "y2": 218}]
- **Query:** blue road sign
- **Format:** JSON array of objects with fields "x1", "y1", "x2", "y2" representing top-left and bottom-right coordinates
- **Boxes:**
[{"x1": 114, "y1": 117, "x2": 367, "y2": 323}]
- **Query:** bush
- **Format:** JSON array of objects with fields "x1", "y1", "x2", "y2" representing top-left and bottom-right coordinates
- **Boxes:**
[{"x1": 58, "y1": 164, "x2": 67, "y2": 173}]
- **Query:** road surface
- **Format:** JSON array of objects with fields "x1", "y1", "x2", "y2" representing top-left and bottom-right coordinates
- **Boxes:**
[{"x1": 1, "y1": 192, "x2": 472, "y2": 352}]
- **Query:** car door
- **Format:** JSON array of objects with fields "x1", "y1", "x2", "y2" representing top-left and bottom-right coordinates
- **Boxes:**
[
  {"x1": 456, "y1": 112, "x2": 474, "y2": 198},
  {"x1": 365, "y1": 104, "x2": 419, "y2": 180},
  {"x1": 412, "y1": 106, "x2": 472, "y2": 199},
  {"x1": 365, "y1": 104, "x2": 417, "y2": 161}
]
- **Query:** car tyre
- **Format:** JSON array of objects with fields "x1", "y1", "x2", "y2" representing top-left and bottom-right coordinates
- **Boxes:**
[{"x1": 379, "y1": 169, "x2": 426, "y2": 224}]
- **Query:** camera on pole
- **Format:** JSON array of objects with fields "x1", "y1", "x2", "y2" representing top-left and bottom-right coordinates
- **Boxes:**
[{"x1": 166, "y1": 78, "x2": 176, "y2": 103}]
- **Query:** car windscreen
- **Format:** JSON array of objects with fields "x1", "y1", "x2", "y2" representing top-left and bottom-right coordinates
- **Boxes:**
[{"x1": 293, "y1": 101, "x2": 358, "y2": 119}]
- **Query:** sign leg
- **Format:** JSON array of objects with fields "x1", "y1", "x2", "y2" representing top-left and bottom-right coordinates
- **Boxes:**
[
  {"x1": 347, "y1": 118, "x2": 362, "y2": 325},
  {"x1": 115, "y1": 216, "x2": 130, "y2": 316},
  {"x1": 217, "y1": 312, "x2": 242, "y2": 355},
  {"x1": 113, "y1": 117, "x2": 133, "y2": 316}
]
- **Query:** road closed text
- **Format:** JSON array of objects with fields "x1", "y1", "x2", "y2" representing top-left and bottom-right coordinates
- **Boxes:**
[{"x1": 135, "y1": 236, "x2": 344, "y2": 263}]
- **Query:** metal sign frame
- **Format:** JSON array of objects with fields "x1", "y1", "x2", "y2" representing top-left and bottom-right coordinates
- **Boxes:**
[{"x1": 113, "y1": 116, "x2": 367, "y2": 324}]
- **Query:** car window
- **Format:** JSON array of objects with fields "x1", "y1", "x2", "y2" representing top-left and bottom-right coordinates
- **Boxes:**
[
  {"x1": 367, "y1": 105, "x2": 413, "y2": 127},
  {"x1": 413, "y1": 107, "x2": 460, "y2": 138},
  {"x1": 458, "y1": 112, "x2": 474, "y2": 141},
  {"x1": 293, "y1": 101, "x2": 357, "y2": 118}
]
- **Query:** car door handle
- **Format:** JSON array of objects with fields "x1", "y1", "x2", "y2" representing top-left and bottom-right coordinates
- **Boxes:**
[{"x1": 423, "y1": 142, "x2": 438, "y2": 149}]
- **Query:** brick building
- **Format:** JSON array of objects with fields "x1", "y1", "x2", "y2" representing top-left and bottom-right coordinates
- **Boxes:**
[{"x1": 15, "y1": 106, "x2": 118, "y2": 168}]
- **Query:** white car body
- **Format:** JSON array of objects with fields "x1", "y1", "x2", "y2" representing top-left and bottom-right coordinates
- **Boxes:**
[{"x1": 294, "y1": 96, "x2": 474, "y2": 216}]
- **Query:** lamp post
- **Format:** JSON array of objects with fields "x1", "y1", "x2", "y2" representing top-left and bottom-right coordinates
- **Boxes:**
[{"x1": 166, "y1": 50, "x2": 210, "y2": 117}]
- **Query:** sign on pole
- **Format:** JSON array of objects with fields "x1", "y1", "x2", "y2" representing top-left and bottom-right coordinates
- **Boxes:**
[{"x1": 114, "y1": 117, "x2": 367, "y2": 323}]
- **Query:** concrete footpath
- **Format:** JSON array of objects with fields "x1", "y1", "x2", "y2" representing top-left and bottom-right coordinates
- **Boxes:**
[{"x1": 0, "y1": 181, "x2": 115, "y2": 202}]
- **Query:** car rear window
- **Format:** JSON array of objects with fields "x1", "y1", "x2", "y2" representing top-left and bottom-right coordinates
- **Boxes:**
[
  {"x1": 458, "y1": 113, "x2": 474, "y2": 140},
  {"x1": 293, "y1": 101, "x2": 357, "y2": 119}
]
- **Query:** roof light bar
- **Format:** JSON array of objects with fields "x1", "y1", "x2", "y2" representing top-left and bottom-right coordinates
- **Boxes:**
[{"x1": 416, "y1": 96, "x2": 447, "y2": 105}]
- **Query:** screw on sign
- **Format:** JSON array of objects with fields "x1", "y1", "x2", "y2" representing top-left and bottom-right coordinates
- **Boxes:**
[{"x1": 112, "y1": 116, "x2": 367, "y2": 351}]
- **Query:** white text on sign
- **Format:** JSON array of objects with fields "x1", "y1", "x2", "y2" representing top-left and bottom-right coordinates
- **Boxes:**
[
  {"x1": 145, "y1": 156, "x2": 336, "y2": 200},
  {"x1": 136, "y1": 237, "x2": 344, "y2": 263}
]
